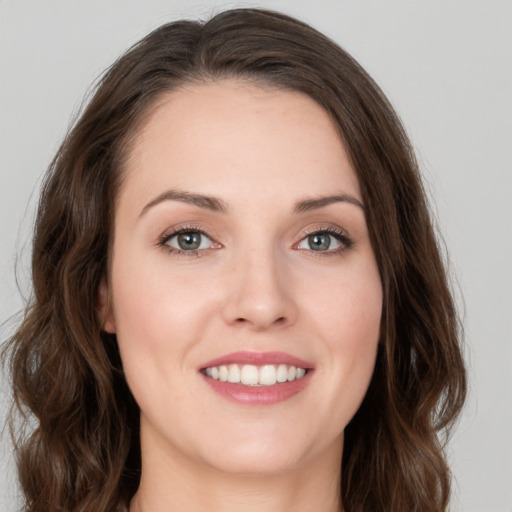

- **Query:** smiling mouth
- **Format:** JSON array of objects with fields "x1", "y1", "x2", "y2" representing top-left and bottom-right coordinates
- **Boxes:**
[{"x1": 203, "y1": 364, "x2": 308, "y2": 387}]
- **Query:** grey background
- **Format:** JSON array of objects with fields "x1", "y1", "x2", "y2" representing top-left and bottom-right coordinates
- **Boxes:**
[{"x1": 1, "y1": 1, "x2": 511, "y2": 510}]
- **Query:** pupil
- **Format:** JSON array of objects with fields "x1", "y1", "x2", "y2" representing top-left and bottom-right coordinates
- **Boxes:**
[
  {"x1": 178, "y1": 232, "x2": 201, "y2": 250},
  {"x1": 309, "y1": 233, "x2": 330, "y2": 251}
]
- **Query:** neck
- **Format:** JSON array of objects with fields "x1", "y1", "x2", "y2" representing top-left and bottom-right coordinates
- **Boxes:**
[
  {"x1": 132, "y1": 470, "x2": 342, "y2": 512},
  {"x1": 131, "y1": 423, "x2": 343, "y2": 512}
]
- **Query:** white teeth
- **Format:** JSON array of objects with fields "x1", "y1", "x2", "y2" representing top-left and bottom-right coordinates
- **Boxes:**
[
  {"x1": 276, "y1": 364, "x2": 288, "y2": 383},
  {"x1": 204, "y1": 363, "x2": 308, "y2": 386},
  {"x1": 240, "y1": 364, "x2": 259, "y2": 386},
  {"x1": 287, "y1": 365, "x2": 297, "y2": 381},
  {"x1": 259, "y1": 365, "x2": 277, "y2": 386},
  {"x1": 219, "y1": 365, "x2": 228, "y2": 382},
  {"x1": 227, "y1": 364, "x2": 240, "y2": 383}
]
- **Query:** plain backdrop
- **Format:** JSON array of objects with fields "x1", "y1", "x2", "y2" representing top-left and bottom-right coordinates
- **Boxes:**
[{"x1": 1, "y1": 1, "x2": 511, "y2": 511}]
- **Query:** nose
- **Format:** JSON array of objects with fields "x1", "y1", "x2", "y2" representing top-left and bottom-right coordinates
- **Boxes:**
[{"x1": 221, "y1": 249, "x2": 298, "y2": 331}]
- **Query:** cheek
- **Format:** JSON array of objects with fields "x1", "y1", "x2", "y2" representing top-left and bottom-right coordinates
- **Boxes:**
[
  {"x1": 111, "y1": 252, "x2": 214, "y2": 343},
  {"x1": 323, "y1": 285, "x2": 381, "y2": 384},
  {"x1": 337, "y1": 275, "x2": 382, "y2": 362},
  {"x1": 304, "y1": 259, "x2": 382, "y2": 347},
  {"x1": 302, "y1": 262, "x2": 382, "y2": 414},
  {"x1": 108, "y1": 254, "x2": 216, "y2": 397}
]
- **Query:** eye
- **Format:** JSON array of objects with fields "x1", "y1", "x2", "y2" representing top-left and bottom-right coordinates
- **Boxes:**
[
  {"x1": 295, "y1": 229, "x2": 352, "y2": 253},
  {"x1": 161, "y1": 229, "x2": 217, "y2": 253}
]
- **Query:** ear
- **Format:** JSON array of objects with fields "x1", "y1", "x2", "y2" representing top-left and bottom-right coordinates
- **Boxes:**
[{"x1": 97, "y1": 278, "x2": 116, "y2": 333}]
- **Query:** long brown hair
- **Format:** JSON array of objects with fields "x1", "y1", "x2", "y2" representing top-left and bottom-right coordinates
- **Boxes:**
[{"x1": 3, "y1": 8, "x2": 466, "y2": 511}]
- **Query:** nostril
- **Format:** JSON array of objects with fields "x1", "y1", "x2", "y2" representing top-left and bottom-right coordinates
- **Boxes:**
[
  {"x1": 235, "y1": 316, "x2": 286, "y2": 322},
  {"x1": 232, "y1": 315, "x2": 287, "y2": 327}
]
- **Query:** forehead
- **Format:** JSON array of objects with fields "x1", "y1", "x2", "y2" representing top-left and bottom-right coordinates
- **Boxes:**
[{"x1": 120, "y1": 80, "x2": 361, "y2": 212}]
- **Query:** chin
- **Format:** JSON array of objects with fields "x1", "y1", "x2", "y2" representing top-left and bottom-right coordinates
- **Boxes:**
[
  {"x1": 194, "y1": 422, "x2": 341, "y2": 477},
  {"x1": 202, "y1": 442, "x2": 306, "y2": 476}
]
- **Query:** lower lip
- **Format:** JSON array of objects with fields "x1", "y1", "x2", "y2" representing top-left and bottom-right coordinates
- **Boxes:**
[{"x1": 201, "y1": 371, "x2": 313, "y2": 405}]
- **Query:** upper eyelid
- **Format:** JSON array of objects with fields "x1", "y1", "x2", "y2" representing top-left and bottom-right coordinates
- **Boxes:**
[
  {"x1": 164, "y1": 229, "x2": 213, "y2": 242},
  {"x1": 295, "y1": 225, "x2": 354, "y2": 250},
  {"x1": 159, "y1": 224, "x2": 213, "y2": 240},
  {"x1": 298, "y1": 224, "x2": 352, "y2": 242},
  {"x1": 301, "y1": 225, "x2": 348, "y2": 236}
]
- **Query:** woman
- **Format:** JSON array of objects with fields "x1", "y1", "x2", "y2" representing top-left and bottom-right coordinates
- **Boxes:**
[{"x1": 4, "y1": 8, "x2": 466, "y2": 512}]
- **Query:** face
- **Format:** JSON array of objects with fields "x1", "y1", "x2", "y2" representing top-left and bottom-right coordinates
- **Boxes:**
[{"x1": 102, "y1": 81, "x2": 382, "y2": 477}]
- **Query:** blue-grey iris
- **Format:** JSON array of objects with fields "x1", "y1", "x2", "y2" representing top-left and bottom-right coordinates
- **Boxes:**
[{"x1": 308, "y1": 233, "x2": 331, "y2": 251}]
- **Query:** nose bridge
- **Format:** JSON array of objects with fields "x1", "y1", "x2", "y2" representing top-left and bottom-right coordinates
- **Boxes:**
[{"x1": 222, "y1": 239, "x2": 296, "y2": 330}]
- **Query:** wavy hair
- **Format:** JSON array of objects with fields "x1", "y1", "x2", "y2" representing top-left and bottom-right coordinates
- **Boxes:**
[{"x1": 3, "y1": 8, "x2": 466, "y2": 512}]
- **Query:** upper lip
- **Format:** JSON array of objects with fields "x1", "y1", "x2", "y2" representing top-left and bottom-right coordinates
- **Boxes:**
[{"x1": 200, "y1": 351, "x2": 314, "y2": 370}]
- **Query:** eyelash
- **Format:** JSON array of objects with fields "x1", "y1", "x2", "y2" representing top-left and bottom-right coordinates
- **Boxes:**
[
  {"x1": 297, "y1": 226, "x2": 354, "y2": 256},
  {"x1": 157, "y1": 225, "x2": 215, "y2": 257},
  {"x1": 156, "y1": 224, "x2": 353, "y2": 257}
]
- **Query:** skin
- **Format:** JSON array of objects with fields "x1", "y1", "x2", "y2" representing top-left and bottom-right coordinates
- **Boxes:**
[{"x1": 100, "y1": 80, "x2": 382, "y2": 512}]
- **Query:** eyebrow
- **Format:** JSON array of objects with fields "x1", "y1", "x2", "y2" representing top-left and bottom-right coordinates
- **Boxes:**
[
  {"x1": 140, "y1": 189, "x2": 228, "y2": 217},
  {"x1": 293, "y1": 194, "x2": 364, "y2": 213},
  {"x1": 139, "y1": 189, "x2": 364, "y2": 217}
]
